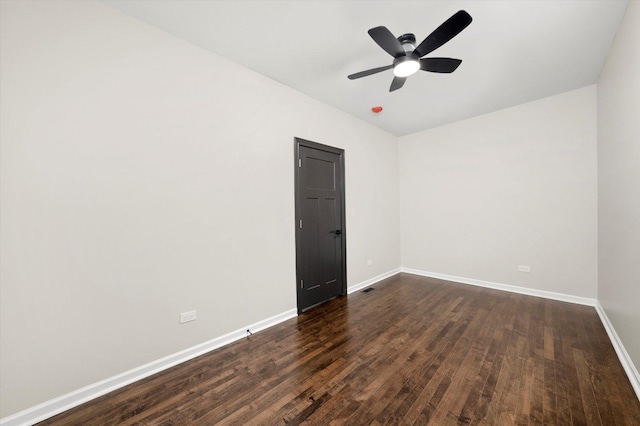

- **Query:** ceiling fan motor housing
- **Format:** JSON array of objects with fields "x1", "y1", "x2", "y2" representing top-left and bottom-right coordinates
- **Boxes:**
[
  {"x1": 393, "y1": 33, "x2": 420, "y2": 76},
  {"x1": 398, "y1": 33, "x2": 417, "y2": 53}
]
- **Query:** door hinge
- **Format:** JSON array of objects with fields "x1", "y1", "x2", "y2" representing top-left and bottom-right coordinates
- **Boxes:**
[
  {"x1": 298, "y1": 158, "x2": 301, "y2": 167},
  {"x1": 299, "y1": 220, "x2": 303, "y2": 228},
  {"x1": 300, "y1": 280, "x2": 304, "y2": 289}
]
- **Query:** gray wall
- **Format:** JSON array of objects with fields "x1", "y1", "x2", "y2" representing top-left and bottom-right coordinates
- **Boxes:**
[
  {"x1": 0, "y1": 0, "x2": 400, "y2": 416},
  {"x1": 598, "y1": 1, "x2": 640, "y2": 375},
  {"x1": 398, "y1": 87, "x2": 598, "y2": 298}
]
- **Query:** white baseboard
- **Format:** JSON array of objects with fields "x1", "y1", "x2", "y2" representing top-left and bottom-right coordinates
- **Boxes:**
[
  {"x1": 594, "y1": 302, "x2": 640, "y2": 400},
  {"x1": 401, "y1": 267, "x2": 597, "y2": 306},
  {"x1": 0, "y1": 309, "x2": 297, "y2": 426},
  {"x1": 347, "y1": 268, "x2": 401, "y2": 294}
]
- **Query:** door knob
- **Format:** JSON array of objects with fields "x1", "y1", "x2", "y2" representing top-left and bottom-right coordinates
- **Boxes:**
[{"x1": 334, "y1": 230, "x2": 342, "y2": 235}]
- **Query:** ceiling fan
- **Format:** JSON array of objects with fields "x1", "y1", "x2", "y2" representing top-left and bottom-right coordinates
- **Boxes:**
[{"x1": 348, "y1": 10, "x2": 473, "y2": 92}]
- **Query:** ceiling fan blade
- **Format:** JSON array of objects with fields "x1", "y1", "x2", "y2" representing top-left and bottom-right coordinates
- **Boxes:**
[
  {"x1": 348, "y1": 65, "x2": 393, "y2": 80},
  {"x1": 389, "y1": 76, "x2": 406, "y2": 92},
  {"x1": 368, "y1": 26, "x2": 405, "y2": 58},
  {"x1": 420, "y1": 58, "x2": 462, "y2": 73},
  {"x1": 414, "y1": 10, "x2": 472, "y2": 58}
]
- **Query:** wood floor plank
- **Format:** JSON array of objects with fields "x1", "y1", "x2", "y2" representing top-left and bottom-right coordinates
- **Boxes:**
[{"x1": 37, "y1": 273, "x2": 640, "y2": 425}]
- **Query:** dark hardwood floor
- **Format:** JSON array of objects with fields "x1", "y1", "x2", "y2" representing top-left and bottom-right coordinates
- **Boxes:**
[{"x1": 39, "y1": 273, "x2": 640, "y2": 425}]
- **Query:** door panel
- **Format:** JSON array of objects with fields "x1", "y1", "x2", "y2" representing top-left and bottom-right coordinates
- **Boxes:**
[
  {"x1": 295, "y1": 139, "x2": 346, "y2": 313},
  {"x1": 306, "y1": 157, "x2": 335, "y2": 190}
]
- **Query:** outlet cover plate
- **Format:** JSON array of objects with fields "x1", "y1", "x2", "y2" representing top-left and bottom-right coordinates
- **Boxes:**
[{"x1": 180, "y1": 310, "x2": 197, "y2": 323}]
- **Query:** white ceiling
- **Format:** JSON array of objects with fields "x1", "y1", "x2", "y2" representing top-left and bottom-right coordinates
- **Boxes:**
[{"x1": 103, "y1": 0, "x2": 628, "y2": 136}]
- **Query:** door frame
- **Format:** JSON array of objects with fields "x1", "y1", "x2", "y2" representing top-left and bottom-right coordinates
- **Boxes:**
[{"x1": 294, "y1": 137, "x2": 347, "y2": 314}]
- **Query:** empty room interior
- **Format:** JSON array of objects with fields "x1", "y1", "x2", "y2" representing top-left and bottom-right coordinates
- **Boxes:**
[{"x1": 1, "y1": 0, "x2": 639, "y2": 424}]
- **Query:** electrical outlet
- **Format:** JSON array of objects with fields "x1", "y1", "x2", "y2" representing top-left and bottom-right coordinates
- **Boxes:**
[
  {"x1": 367, "y1": 259, "x2": 373, "y2": 266},
  {"x1": 518, "y1": 265, "x2": 531, "y2": 273},
  {"x1": 179, "y1": 310, "x2": 197, "y2": 324}
]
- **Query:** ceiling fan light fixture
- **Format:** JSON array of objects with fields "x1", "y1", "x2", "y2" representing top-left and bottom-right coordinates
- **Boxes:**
[{"x1": 393, "y1": 56, "x2": 420, "y2": 77}]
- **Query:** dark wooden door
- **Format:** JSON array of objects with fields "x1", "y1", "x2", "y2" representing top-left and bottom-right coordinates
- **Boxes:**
[{"x1": 295, "y1": 138, "x2": 346, "y2": 313}]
